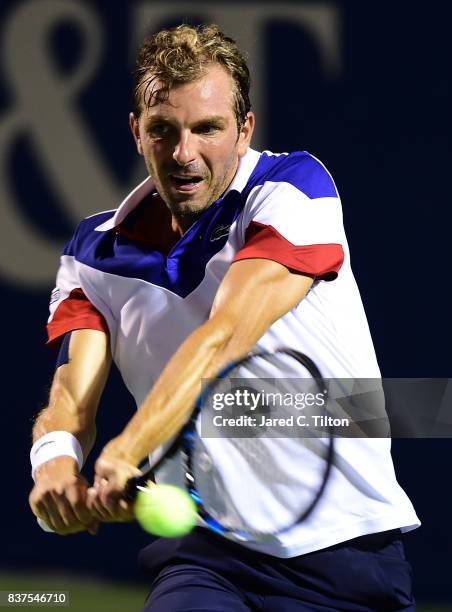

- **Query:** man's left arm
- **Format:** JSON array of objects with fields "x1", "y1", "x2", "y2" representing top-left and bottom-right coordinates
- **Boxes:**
[{"x1": 93, "y1": 258, "x2": 313, "y2": 506}]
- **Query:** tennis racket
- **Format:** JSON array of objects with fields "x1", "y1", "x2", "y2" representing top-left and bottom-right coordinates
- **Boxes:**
[{"x1": 125, "y1": 347, "x2": 335, "y2": 542}]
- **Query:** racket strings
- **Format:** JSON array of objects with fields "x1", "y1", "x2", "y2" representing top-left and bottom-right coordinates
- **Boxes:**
[
  {"x1": 185, "y1": 351, "x2": 334, "y2": 537},
  {"x1": 192, "y1": 438, "x2": 332, "y2": 533}
]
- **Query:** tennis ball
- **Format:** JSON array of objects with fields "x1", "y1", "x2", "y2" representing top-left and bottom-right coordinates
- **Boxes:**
[{"x1": 134, "y1": 484, "x2": 197, "y2": 537}]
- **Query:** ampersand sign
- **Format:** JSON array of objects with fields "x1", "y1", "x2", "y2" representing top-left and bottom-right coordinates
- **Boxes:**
[{"x1": 0, "y1": 0, "x2": 125, "y2": 286}]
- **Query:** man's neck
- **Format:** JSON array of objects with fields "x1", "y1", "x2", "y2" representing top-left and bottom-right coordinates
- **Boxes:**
[{"x1": 170, "y1": 209, "x2": 206, "y2": 236}]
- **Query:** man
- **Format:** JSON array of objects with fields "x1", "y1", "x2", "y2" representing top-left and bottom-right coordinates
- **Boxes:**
[{"x1": 29, "y1": 24, "x2": 419, "y2": 610}]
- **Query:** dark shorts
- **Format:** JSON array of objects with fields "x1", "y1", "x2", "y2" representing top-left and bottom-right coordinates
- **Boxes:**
[{"x1": 138, "y1": 527, "x2": 415, "y2": 611}]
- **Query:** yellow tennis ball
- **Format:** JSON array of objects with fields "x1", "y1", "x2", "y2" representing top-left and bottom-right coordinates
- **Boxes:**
[{"x1": 134, "y1": 484, "x2": 197, "y2": 537}]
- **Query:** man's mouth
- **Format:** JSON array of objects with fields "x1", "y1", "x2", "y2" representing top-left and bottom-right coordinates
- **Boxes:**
[{"x1": 168, "y1": 174, "x2": 204, "y2": 192}]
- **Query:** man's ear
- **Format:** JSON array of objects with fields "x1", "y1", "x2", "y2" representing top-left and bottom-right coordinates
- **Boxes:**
[
  {"x1": 129, "y1": 112, "x2": 143, "y2": 155},
  {"x1": 237, "y1": 112, "x2": 255, "y2": 158}
]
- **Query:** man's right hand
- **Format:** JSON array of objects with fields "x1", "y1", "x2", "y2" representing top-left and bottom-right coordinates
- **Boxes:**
[{"x1": 29, "y1": 456, "x2": 98, "y2": 535}]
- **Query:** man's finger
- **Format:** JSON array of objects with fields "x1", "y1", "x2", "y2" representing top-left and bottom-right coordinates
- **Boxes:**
[
  {"x1": 95, "y1": 478, "x2": 125, "y2": 514},
  {"x1": 71, "y1": 500, "x2": 94, "y2": 526},
  {"x1": 50, "y1": 492, "x2": 83, "y2": 530},
  {"x1": 86, "y1": 487, "x2": 134, "y2": 523},
  {"x1": 116, "y1": 498, "x2": 135, "y2": 522},
  {"x1": 37, "y1": 494, "x2": 68, "y2": 532},
  {"x1": 65, "y1": 484, "x2": 94, "y2": 525},
  {"x1": 86, "y1": 487, "x2": 116, "y2": 521}
]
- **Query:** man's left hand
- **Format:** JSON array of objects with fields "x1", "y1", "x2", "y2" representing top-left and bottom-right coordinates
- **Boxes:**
[{"x1": 88, "y1": 439, "x2": 142, "y2": 523}]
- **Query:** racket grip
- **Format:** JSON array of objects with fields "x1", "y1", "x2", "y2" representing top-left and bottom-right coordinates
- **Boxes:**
[
  {"x1": 124, "y1": 472, "x2": 154, "y2": 502},
  {"x1": 124, "y1": 465, "x2": 155, "y2": 502},
  {"x1": 37, "y1": 516, "x2": 55, "y2": 533}
]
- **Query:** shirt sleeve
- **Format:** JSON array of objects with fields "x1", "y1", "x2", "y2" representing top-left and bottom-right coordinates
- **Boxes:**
[
  {"x1": 46, "y1": 252, "x2": 108, "y2": 348},
  {"x1": 234, "y1": 154, "x2": 345, "y2": 281}
]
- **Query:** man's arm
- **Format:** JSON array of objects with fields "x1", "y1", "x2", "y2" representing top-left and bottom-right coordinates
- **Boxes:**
[
  {"x1": 29, "y1": 329, "x2": 112, "y2": 534},
  {"x1": 93, "y1": 258, "x2": 313, "y2": 502}
]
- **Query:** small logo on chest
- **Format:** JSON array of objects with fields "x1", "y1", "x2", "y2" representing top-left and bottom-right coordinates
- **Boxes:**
[{"x1": 210, "y1": 225, "x2": 231, "y2": 242}]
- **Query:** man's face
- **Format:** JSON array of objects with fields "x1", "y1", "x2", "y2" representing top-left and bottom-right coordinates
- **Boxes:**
[{"x1": 130, "y1": 64, "x2": 254, "y2": 221}]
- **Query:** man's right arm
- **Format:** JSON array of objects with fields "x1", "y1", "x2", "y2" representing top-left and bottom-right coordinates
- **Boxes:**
[{"x1": 29, "y1": 329, "x2": 111, "y2": 535}]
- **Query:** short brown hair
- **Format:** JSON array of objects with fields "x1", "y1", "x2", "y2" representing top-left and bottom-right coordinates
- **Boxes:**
[{"x1": 132, "y1": 24, "x2": 251, "y2": 129}]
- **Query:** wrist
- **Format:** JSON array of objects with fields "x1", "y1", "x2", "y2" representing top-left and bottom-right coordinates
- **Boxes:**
[
  {"x1": 102, "y1": 435, "x2": 142, "y2": 466},
  {"x1": 30, "y1": 431, "x2": 84, "y2": 482},
  {"x1": 33, "y1": 455, "x2": 80, "y2": 482}
]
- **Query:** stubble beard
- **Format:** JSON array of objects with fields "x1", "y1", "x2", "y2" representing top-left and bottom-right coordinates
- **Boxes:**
[
  {"x1": 146, "y1": 153, "x2": 239, "y2": 231},
  {"x1": 162, "y1": 183, "x2": 214, "y2": 230}
]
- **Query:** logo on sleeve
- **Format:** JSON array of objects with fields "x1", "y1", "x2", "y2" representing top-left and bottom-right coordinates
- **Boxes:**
[
  {"x1": 49, "y1": 287, "x2": 60, "y2": 305},
  {"x1": 210, "y1": 225, "x2": 231, "y2": 242}
]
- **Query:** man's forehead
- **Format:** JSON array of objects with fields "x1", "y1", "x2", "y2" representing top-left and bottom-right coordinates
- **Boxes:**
[{"x1": 141, "y1": 64, "x2": 235, "y2": 116}]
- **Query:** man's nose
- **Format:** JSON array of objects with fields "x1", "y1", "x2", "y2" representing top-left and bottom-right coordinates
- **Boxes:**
[{"x1": 173, "y1": 131, "x2": 196, "y2": 166}]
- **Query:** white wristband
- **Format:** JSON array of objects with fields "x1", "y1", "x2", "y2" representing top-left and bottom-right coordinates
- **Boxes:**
[{"x1": 30, "y1": 431, "x2": 84, "y2": 481}]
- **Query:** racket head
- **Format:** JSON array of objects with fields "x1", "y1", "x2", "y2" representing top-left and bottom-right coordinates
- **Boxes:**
[{"x1": 179, "y1": 348, "x2": 335, "y2": 540}]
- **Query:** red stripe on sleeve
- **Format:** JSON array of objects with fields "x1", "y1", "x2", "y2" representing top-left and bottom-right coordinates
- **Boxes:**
[
  {"x1": 46, "y1": 288, "x2": 109, "y2": 348},
  {"x1": 234, "y1": 221, "x2": 344, "y2": 281}
]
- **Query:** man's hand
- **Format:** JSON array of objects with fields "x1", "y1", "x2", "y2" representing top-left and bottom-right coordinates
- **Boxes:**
[
  {"x1": 87, "y1": 438, "x2": 142, "y2": 523},
  {"x1": 29, "y1": 456, "x2": 98, "y2": 535}
]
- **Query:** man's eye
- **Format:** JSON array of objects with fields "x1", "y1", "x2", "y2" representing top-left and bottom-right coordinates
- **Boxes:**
[
  {"x1": 196, "y1": 125, "x2": 220, "y2": 135},
  {"x1": 149, "y1": 124, "x2": 170, "y2": 137}
]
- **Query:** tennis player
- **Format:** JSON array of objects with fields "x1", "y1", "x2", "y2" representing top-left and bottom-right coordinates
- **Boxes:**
[{"x1": 29, "y1": 24, "x2": 419, "y2": 610}]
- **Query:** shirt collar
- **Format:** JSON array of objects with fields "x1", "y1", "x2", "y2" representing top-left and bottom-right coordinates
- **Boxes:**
[
  {"x1": 222, "y1": 147, "x2": 261, "y2": 197},
  {"x1": 95, "y1": 147, "x2": 261, "y2": 232},
  {"x1": 95, "y1": 175, "x2": 155, "y2": 232}
]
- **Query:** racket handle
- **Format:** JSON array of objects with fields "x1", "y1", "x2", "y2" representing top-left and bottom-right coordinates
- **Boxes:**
[
  {"x1": 37, "y1": 516, "x2": 55, "y2": 533},
  {"x1": 124, "y1": 469, "x2": 155, "y2": 502}
]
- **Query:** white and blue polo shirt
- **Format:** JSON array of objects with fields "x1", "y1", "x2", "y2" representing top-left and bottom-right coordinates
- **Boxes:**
[{"x1": 47, "y1": 148, "x2": 420, "y2": 556}]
